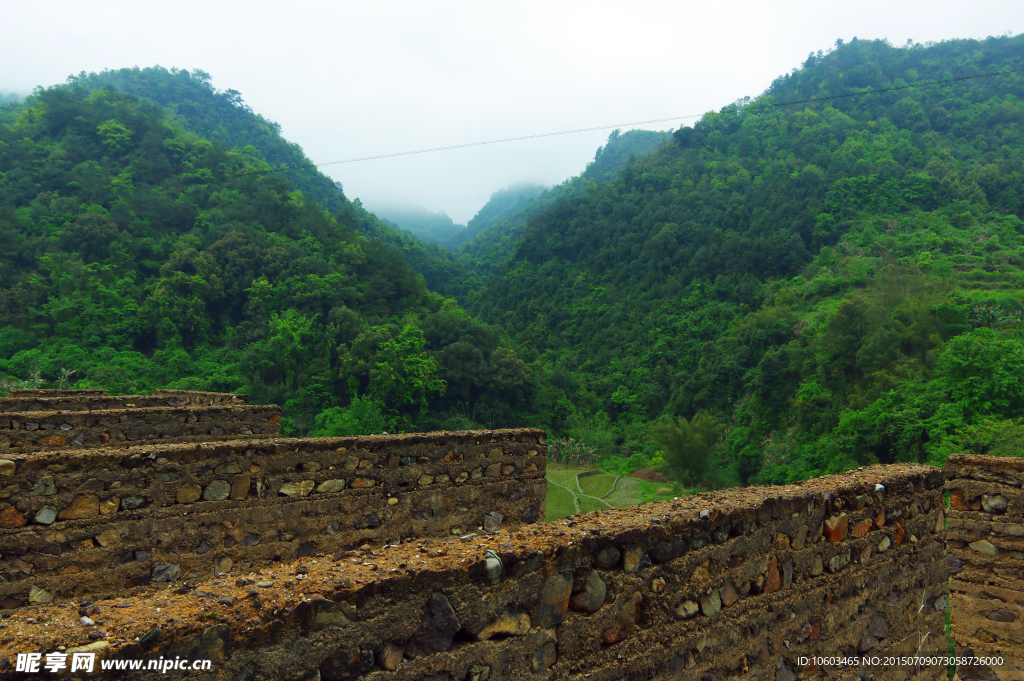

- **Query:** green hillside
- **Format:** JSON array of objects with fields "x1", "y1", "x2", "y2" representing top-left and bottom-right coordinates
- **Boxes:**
[
  {"x1": 0, "y1": 76, "x2": 533, "y2": 435},
  {"x1": 454, "y1": 129, "x2": 671, "y2": 277},
  {"x1": 471, "y1": 35, "x2": 1024, "y2": 484}
]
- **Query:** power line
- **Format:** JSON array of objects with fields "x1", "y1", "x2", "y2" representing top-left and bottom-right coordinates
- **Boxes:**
[{"x1": 257, "y1": 65, "x2": 1024, "y2": 175}]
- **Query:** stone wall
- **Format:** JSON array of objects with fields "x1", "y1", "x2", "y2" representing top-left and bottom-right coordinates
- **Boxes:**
[
  {"x1": 0, "y1": 430, "x2": 546, "y2": 611},
  {"x1": 945, "y1": 454, "x2": 1024, "y2": 679},
  {"x1": 1, "y1": 390, "x2": 249, "y2": 413},
  {"x1": 0, "y1": 404, "x2": 280, "y2": 452},
  {"x1": 0, "y1": 463, "x2": 947, "y2": 681}
]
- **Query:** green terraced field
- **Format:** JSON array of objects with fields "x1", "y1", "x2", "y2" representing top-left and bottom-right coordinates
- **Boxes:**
[
  {"x1": 603, "y1": 477, "x2": 643, "y2": 507},
  {"x1": 577, "y1": 472, "x2": 617, "y2": 498},
  {"x1": 545, "y1": 466, "x2": 645, "y2": 521},
  {"x1": 545, "y1": 481, "x2": 578, "y2": 521},
  {"x1": 578, "y1": 495, "x2": 612, "y2": 513},
  {"x1": 546, "y1": 469, "x2": 581, "y2": 489}
]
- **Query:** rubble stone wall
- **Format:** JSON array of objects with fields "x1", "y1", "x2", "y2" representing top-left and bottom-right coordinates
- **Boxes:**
[
  {"x1": 1, "y1": 390, "x2": 248, "y2": 413},
  {"x1": 0, "y1": 430, "x2": 546, "y2": 610},
  {"x1": 0, "y1": 404, "x2": 280, "y2": 452},
  {"x1": 0, "y1": 463, "x2": 948, "y2": 681},
  {"x1": 945, "y1": 454, "x2": 1024, "y2": 678}
]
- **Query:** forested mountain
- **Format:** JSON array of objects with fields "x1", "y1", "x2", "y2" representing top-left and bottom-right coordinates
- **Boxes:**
[
  {"x1": 455, "y1": 129, "x2": 670, "y2": 276},
  {"x1": 371, "y1": 202, "x2": 466, "y2": 244},
  {"x1": 64, "y1": 67, "x2": 346, "y2": 213},
  {"x1": 0, "y1": 74, "x2": 533, "y2": 435},
  {"x1": 471, "y1": 35, "x2": 1024, "y2": 484},
  {"x1": 443, "y1": 182, "x2": 547, "y2": 250},
  {"x1": 0, "y1": 92, "x2": 22, "y2": 106},
  {"x1": 4, "y1": 34, "x2": 1024, "y2": 490}
]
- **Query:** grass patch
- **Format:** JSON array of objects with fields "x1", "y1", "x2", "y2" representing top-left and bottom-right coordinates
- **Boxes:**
[
  {"x1": 603, "y1": 477, "x2": 643, "y2": 507},
  {"x1": 547, "y1": 468, "x2": 584, "y2": 489},
  {"x1": 578, "y1": 496, "x2": 612, "y2": 513},
  {"x1": 578, "y1": 473, "x2": 617, "y2": 497},
  {"x1": 545, "y1": 481, "x2": 577, "y2": 521}
]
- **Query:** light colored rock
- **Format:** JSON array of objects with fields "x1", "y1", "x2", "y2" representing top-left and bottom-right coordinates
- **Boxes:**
[
  {"x1": 476, "y1": 608, "x2": 529, "y2": 640},
  {"x1": 700, "y1": 589, "x2": 722, "y2": 616},
  {"x1": 316, "y1": 479, "x2": 346, "y2": 494},
  {"x1": 203, "y1": 480, "x2": 232, "y2": 501},
  {"x1": 99, "y1": 498, "x2": 119, "y2": 516},
  {"x1": 0, "y1": 460, "x2": 14, "y2": 476},
  {"x1": 969, "y1": 540, "x2": 998, "y2": 556},
  {"x1": 279, "y1": 480, "x2": 315, "y2": 496},
  {"x1": 29, "y1": 586, "x2": 52, "y2": 604},
  {"x1": 418, "y1": 474, "x2": 434, "y2": 486},
  {"x1": 455, "y1": 472, "x2": 469, "y2": 483},
  {"x1": 387, "y1": 497, "x2": 398, "y2": 505},
  {"x1": 34, "y1": 506, "x2": 57, "y2": 525},
  {"x1": 982, "y1": 495, "x2": 1007, "y2": 514},
  {"x1": 675, "y1": 600, "x2": 699, "y2": 619},
  {"x1": 878, "y1": 536, "x2": 891, "y2": 553}
]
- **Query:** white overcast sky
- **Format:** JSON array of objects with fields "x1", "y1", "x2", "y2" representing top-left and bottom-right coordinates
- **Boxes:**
[{"x1": 2, "y1": 0, "x2": 1022, "y2": 223}]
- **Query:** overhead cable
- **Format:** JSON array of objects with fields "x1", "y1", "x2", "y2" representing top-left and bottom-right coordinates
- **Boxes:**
[{"x1": 253, "y1": 65, "x2": 1024, "y2": 175}]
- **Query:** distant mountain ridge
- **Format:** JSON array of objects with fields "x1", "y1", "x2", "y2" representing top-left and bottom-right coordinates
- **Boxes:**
[{"x1": 453, "y1": 129, "x2": 671, "y2": 276}]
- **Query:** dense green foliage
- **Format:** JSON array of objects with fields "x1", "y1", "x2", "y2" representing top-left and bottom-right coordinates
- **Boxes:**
[
  {"x1": 470, "y1": 35, "x2": 1024, "y2": 483},
  {"x1": 0, "y1": 75, "x2": 535, "y2": 435},
  {"x1": 444, "y1": 182, "x2": 547, "y2": 250},
  {"x1": 65, "y1": 67, "x2": 346, "y2": 213},
  {"x1": 6, "y1": 35, "x2": 1024, "y2": 489},
  {"x1": 454, "y1": 130, "x2": 671, "y2": 277}
]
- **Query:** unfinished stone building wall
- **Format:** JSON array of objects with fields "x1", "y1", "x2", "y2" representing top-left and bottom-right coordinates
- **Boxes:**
[
  {"x1": 0, "y1": 404, "x2": 280, "y2": 452},
  {"x1": 0, "y1": 430, "x2": 546, "y2": 610},
  {"x1": 0, "y1": 463, "x2": 947, "y2": 681},
  {"x1": 945, "y1": 454, "x2": 1024, "y2": 679},
  {"x1": 1, "y1": 390, "x2": 249, "y2": 413}
]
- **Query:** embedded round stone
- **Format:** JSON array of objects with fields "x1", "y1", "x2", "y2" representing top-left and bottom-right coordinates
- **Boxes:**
[
  {"x1": 764, "y1": 556, "x2": 781, "y2": 593},
  {"x1": 0, "y1": 506, "x2": 26, "y2": 528},
  {"x1": 316, "y1": 479, "x2": 346, "y2": 494},
  {"x1": 483, "y1": 512, "x2": 503, "y2": 532},
  {"x1": 969, "y1": 540, "x2": 998, "y2": 556},
  {"x1": 700, "y1": 589, "x2": 722, "y2": 616},
  {"x1": 34, "y1": 506, "x2": 57, "y2": 525},
  {"x1": 476, "y1": 608, "x2": 529, "y2": 641},
  {"x1": 824, "y1": 514, "x2": 848, "y2": 542},
  {"x1": 230, "y1": 474, "x2": 251, "y2": 500},
  {"x1": 278, "y1": 480, "x2": 314, "y2": 497},
  {"x1": 177, "y1": 484, "x2": 202, "y2": 504},
  {"x1": 569, "y1": 570, "x2": 607, "y2": 614},
  {"x1": 29, "y1": 586, "x2": 52, "y2": 604},
  {"x1": 595, "y1": 545, "x2": 620, "y2": 569},
  {"x1": 405, "y1": 593, "x2": 461, "y2": 658},
  {"x1": 58, "y1": 494, "x2": 100, "y2": 520},
  {"x1": 530, "y1": 572, "x2": 573, "y2": 628},
  {"x1": 203, "y1": 480, "x2": 232, "y2": 501},
  {"x1": 982, "y1": 495, "x2": 1007, "y2": 514},
  {"x1": 675, "y1": 600, "x2": 699, "y2": 619},
  {"x1": 0, "y1": 460, "x2": 14, "y2": 476},
  {"x1": 27, "y1": 476, "x2": 56, "y2": 497}
]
